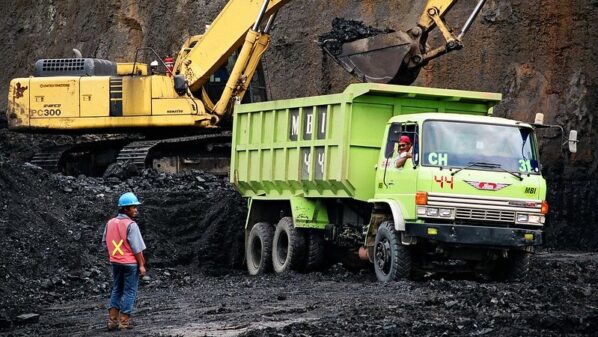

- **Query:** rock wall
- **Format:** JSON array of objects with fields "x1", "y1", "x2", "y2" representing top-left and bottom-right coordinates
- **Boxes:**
[{"x1": 0, "y1": 0, "x2": 596, "y2": 248}]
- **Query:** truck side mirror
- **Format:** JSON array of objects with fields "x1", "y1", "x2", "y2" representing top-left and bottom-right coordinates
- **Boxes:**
[
  {"x1": 567, "y1": 130, "x2": 578, "y2": 153},
  {"x1": 532, "y1": 115, "x2": 579, "y2": 154},
  {"x1": 533, "y1": 113, "x2": 544, "y2": 126}
]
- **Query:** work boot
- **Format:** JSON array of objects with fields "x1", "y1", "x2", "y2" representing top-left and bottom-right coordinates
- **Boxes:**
[
  {"x1": 118, "y1": 313, "x2": 133, "y2": 330},
  {"x1": 107, "y1": 307, "x2": 120, "y2": 331}
]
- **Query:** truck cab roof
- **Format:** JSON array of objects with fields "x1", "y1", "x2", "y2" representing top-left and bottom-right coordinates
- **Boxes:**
[{"x1": 387, "y1": 112, "x2": 535, "y2": 129}]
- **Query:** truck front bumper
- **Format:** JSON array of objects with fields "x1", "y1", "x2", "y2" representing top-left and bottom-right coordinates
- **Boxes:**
[{"x1": 405, "y1": 222, "x2": 542, "y2": 248}]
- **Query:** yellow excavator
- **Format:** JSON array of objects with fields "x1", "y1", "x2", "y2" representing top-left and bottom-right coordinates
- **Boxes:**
[{"x1": 6, "y1": 0, "x2": 487, "y2": 176}]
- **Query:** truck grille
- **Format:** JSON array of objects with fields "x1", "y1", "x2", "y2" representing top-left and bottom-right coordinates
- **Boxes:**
[
  {"x1": 455, "y1": 208, "x2": 515, "y2": 223},
  {"x1": 428, "y1": 192, "x2": 542, "y2": 224}
]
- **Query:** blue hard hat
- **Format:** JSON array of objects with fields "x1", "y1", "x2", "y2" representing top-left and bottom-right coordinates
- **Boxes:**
[{"x1": 118, "y1": 192, "x2": 141, "y2": 207}]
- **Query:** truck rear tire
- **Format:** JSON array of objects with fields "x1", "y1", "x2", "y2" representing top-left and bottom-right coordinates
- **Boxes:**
[
  {"x1": 373, "y1": 222, "x2": 411, "y2": 282},
  {"x1": 246, "y1": 222, "x2": 274, "y2": 275},
  {"x1": 272, "y1": 217, "x2": 306, "y2": 273}
]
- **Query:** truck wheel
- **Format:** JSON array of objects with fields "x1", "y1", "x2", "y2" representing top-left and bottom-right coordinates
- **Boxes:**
[
  {"x1": 373, "y1": 222, "x2": 411, "y2": 282},
  {"x1": 272, "y1": 217, "x2": 306, "y2": 273},
  {"x1": 507, "y1": 251, "x2": 530, "y2": 281},
  {"x1": 304, "y1": 230, "x2": 325, "y2": 272},
  {"x1": 246, "y1": 222, "x2": 273, "y2": 275},
  {"x1": 490, "y1": 251, "x2": 530, "y2": 282}
]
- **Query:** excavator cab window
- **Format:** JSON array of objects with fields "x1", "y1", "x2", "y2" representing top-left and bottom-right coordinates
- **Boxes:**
[{"x1": 204, "y1": 51, "x2": 268, "y2": 104}]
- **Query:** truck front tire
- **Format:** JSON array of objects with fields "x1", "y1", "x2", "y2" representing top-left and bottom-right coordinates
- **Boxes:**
[
  {"x1": 490, "y1": 251, "x2": 530, "y2": 282},
  {"x1": 272, "y1": 217, "x2": 306, "y2": 273},
  {"x1": 246, "y1": 222, "x2": 274, "y2": 275},
  {"x1": 373, "y1": 221, "x2": 412, "y2": 282}
]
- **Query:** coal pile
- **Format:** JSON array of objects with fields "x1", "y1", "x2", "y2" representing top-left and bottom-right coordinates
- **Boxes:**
[
  {"x1": 318, "y1": 18, "x2": 394, "y2": 56},
  {"x1": 0, "y1": 153, "x2": 246, "y2": 323}
]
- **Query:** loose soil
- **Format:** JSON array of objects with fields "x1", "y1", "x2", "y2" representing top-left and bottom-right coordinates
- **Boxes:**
[
  {"x1": 1, "y1": 125, "x2": 597, "y2": 337},
  {"x1": 1, "y1": 252, "x2": 597, "y2": 337},
  {"x1": 1, "y1": 1, "x2": 598, "y2": 335}
]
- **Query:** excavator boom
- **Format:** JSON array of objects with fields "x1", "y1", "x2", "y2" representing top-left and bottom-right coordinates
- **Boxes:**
[{"x1": 174, "y1": 0, "x2": 290, "y2": 93}]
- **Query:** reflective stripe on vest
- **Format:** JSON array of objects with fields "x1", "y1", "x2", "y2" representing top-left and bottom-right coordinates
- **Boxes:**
[{"x1": 105, "y1": 217, "x2": 137, "y2": 264}]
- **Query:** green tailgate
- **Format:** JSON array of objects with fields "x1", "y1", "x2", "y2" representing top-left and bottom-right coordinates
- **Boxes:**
[{"x1": 231, "y1": 83, "x2": 501, "y2": 201}]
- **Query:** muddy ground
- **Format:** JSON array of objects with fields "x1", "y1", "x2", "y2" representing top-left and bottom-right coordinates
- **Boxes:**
[
  {"x1": 2, "y1": 252, "x2": 598, "y2": 337},
  {"x1": 1, "y1": 124, "x2": 598, "y2": 337},
  {"x1": 1, "y1": 1, "x2": 598, "y2": 336}
]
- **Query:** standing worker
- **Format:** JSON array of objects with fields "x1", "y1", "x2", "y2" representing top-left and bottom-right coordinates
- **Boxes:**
[{"x1": 102, "y1": 192, "x2": 147, "y2": 331}]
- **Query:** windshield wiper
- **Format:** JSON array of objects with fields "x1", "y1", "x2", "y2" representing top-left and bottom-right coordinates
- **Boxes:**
[
  {"x1": 451, "y1": 161, "x2": 523, "y2": 181},
  {"x1": 451, "y1": 162, "x2": 495, "y2": 176},
  {"x1": 492, "y1": 164, "x2": 524, "y2": 181}
]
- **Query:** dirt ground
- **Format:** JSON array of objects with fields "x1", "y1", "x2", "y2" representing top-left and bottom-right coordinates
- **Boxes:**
[
  {"x1": 0, "y1": 252, "x2": 596, "y2": 337},
  {"x1": 1, "y1": 1, "x2": 598, "y2": 335},
  {"x1": 1, "y1": 125, "x2": 597, "y2": 336}
]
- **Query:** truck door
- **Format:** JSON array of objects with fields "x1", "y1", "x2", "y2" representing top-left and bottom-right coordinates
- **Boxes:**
[{"x1": 377, "y1": 122, "x2": 419, "y2": 204}]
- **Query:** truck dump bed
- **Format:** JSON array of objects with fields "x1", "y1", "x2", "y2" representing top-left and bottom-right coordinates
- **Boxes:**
[{"x1": 231, "y1": 83, "x2": 501, "y2": 201}]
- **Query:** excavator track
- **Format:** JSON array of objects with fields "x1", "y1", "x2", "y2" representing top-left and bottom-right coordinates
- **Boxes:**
[
  {"x1": 28, "y1": 132, "x2": 232, "y2": 177},
  {"x1": 31, "y1": 140, "x2": 129, "y2": 177},
  {"x1": 119, "y1": 132, "x2": 232, "y2": 175},
  {"x1": 31, "y1": 146, "x2": 69, "y2": 172},
  {"x1": 116, "y1": 140, "x2": 162, "y2": 171}
]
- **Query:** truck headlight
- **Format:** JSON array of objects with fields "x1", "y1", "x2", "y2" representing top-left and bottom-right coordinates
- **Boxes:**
[
  {"x1": 426, "y1": 208, "x2": 439, "y2": 216},
  {"x1": 417, "y1": 207, "x2": 455, "y2": 219},
  {"x1": 516, "y1": 213, "x2": 544, "y2": 225},
  {"x1": 439, "y1": 208, "x2": 453, "y2": 217},
  {"x1": 528, "y1": 215, "x2": 542, "y2": 224}
]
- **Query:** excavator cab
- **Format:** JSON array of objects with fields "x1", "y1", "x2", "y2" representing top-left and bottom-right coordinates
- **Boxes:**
[
  {"x1": 204, "y1": 52, "x2": 268, "y2": 106},
  {"x1": 322, "y1": 0, "x2": 487, "y2": 85}
]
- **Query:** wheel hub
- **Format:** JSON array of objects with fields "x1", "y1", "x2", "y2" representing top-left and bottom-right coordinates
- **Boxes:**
[{"x1": 375, "y1": 239, "x2": 392, "y2": 274}]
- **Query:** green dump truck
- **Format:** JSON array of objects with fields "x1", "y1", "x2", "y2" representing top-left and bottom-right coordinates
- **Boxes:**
[{"x1": 231, "y1": 83, "x2": 550, "y2": 281}]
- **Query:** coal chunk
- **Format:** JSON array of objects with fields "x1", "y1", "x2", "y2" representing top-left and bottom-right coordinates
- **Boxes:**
[
  {"x1": 318, "y1": 17, "x2": 394, "y2": 55},
  {"x1": 15, "y1": 313, "x2": 39, "y2": 325}
]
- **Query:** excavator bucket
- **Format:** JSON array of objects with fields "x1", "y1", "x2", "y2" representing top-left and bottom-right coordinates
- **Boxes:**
[{"x1": 331, "y1": 30, "x2": 420, "y2": 85}]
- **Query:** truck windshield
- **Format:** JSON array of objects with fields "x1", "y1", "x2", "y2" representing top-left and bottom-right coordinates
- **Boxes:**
[{"x1": 422, "y1": 120, "x2": 540, "y2": 174}]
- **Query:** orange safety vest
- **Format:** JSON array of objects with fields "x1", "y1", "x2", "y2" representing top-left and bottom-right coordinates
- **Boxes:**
[{"x1": 105, "y1": 217, "x2": 137, "y2": 264}]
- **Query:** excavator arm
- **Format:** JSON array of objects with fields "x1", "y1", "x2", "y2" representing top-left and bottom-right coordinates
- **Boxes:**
[
  {"x1": 173, "y1": 0, "x2": 288, "y2": 93},
  {"x1": 172, "y1": 0, "x2": 287, "y2": 118},
  {"x1": 331, "y1": 0, "x2": 487, "y2": 84},
  {"x1": 173, "y1": 0, "x2": 488, "y2": 121}
]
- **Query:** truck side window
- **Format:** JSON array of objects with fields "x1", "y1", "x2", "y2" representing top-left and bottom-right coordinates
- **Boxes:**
[
  {"x1": 385, "y1": 123, "x2": 402, "y2": 158},
  {"x1": 384, "y1": 122, "x2": 419, "y2": 166}
]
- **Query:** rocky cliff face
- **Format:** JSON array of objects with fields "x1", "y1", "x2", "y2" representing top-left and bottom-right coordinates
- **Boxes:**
[{"x1": 1, "y1": 0, "x2": 596, "y2": 248}]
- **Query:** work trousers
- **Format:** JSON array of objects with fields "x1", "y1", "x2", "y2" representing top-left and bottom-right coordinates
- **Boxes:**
[{"x1": 108, "y1": 263, "x2": 139, "y2": 314}]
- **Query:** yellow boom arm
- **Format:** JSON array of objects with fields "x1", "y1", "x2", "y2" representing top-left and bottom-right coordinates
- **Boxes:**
[{"x1": 174, "y1": 0, "x2": 289, "y2": 94}]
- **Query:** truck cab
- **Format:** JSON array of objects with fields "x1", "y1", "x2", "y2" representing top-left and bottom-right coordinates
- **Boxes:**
[{"x1": 370, "y1": 113, "x2": 546, "y2": 280}]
